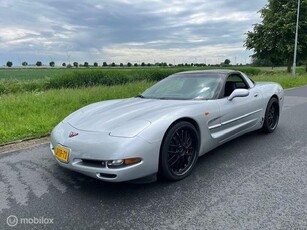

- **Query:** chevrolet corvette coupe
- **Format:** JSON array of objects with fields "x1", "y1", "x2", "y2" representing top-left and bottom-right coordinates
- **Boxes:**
[{"x1": 50, "y1": 70, "x2": 284, "y2": 182}]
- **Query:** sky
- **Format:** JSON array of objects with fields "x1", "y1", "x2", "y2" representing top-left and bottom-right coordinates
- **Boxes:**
[{"x1": 0, "y1": 0, "x2": 268, "y2": 66}]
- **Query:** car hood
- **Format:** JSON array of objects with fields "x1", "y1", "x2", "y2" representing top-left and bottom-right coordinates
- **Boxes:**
[{"x1": 64, "y1": 98, "x2": 201, "y2": 135}]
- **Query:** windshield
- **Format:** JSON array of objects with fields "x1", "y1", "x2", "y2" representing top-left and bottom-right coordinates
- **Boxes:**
[{"x1": 141, "y1": 74, "x2": 223, "y2": 100}]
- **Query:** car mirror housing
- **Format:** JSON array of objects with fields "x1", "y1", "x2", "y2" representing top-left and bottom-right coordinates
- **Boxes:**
[{"x1": 228, "y1": 89, "x2": 249, "y2": 101}]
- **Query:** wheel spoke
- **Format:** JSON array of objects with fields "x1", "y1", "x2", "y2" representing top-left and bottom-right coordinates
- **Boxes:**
[
  {"x1": 183, "y1": 130, "x2": 188, "y2": 144},
  {"x1": 174, "y1": 157, "x2": 181, "y2": 170},
  {"x1": 186, "y1": 139, "x2": 192, "y2": 148},
  {"x1": 168, "y1": 155, "x2": 180, "y2": 166},
  {"x1": 270, "y1": 106, "x2": 275, "y2": 115},
  {"x1": 267, "y1": 103, "x2": 278, "y2": 129},
  {"x1": 183, "y1": 155, "x2": 190, "y2": 166},
  {"x1": 181, "y1": 130, "x2": 184, "y2": 142},
  {"x1": 173, "y1": 133, "x2": 181, "y2": 145},
  {"x1": 168, "y1": 150, "x2": 178, "y2": 155},
  {"x1": 169, "y1": 143, "x2": 180, "y2": 148},
  {"x1": 187, "y1": 147, "x2": 193, "y2": 155},
  {"x1": 179, "y1": 157, "x2": 186, "y2": 172}
]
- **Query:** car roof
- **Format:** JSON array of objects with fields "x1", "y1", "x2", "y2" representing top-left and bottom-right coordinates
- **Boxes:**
[{"x1": 174, "y1": 69, "x2": 241, "y2": 76}]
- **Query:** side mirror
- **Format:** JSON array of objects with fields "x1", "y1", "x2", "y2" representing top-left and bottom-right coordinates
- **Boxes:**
[{"x1": 228, "y1": 89, "x2": 249, "y2": 101}]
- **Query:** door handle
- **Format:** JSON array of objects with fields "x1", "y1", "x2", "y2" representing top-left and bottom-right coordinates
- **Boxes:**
[{"x1": 254, "y1": 93, "x2": 259, "y2": 97}]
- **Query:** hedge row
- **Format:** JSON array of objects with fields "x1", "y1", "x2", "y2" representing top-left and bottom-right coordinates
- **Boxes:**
[{"x1": 0, "y1": 67, "x2": 265, "y2": 95}]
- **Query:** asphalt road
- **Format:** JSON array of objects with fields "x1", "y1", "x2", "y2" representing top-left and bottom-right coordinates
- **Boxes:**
[{"x1": 1, "y1": 86, "x2": 307, "y2": 230}]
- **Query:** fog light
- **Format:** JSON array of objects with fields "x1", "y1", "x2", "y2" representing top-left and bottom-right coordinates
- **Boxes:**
[{"x1": 107, "y1": 159, "x2": 124, "y2": 167}]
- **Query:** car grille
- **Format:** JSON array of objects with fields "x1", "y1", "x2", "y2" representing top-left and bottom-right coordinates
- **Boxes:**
[{"x1": 79, "y1": 159, "x2": 106, "y2": 168}]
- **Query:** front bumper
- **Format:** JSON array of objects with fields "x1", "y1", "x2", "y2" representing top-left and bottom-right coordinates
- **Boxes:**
[{"x1": 50, "y1": 122, "x2": 160, "y2": 182}]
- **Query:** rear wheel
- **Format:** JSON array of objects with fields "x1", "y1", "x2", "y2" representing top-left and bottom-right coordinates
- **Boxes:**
[
  {"x1": 262, "y1": 97, "x2": 280, "y2": 133},
  {"x1": 159, "y1": 121, "x2": 199, "y2": 181}
]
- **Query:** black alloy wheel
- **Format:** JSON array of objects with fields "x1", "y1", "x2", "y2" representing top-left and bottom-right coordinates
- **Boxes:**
[
  {"x1": 262, "y1": 97, "x2": 280, "y2": 133},
  {"x1": 159, "y1": 121, "x2": 199, "y2": 181}
]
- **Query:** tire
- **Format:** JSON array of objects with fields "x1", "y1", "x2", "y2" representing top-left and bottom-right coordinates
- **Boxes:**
[
  {"x1": 262, "y1": 97, "x2": 280, "y2": 133},
  {"x1": 159, "y1": 121, "x2": 199, "y2": 181}
]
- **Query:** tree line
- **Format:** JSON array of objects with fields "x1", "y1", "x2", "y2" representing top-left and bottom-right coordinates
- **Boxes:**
[{"x1": 4, "y1": 59, "x2": 236, "y2": 68}]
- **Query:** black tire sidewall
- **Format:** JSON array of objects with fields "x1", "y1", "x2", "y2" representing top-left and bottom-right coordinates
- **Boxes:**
[{"x1": 159, "y1": 121, "x2": 199, "y2": 181}]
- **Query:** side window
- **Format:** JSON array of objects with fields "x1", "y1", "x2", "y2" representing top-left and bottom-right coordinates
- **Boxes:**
[{"x1": 224, "y1": 75, "x2": 249, "y2": 97}]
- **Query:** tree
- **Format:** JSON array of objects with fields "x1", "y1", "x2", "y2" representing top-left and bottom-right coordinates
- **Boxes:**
[
  {"x1": 111, "y1": 62, "x2": 116, "y2": 67},
  {"x1": 6, "y1": 61, "x2": 13, "y2": 67},
  {"x1": 62, "y1": 62, "x2": 66, "y2": 67},
  {"x1": 141, "y1": 62, "x2": 145, "y2": 66},
  {"x1": 49, "y1": 61, "x2": 55, "y2": 67},
  {"x1": 251, "y1": 57, "x2": 275, "y2": 67},
  {"x1": 245, "y1": 0, "x2": 307, "y2": 72},
  {"x1": 103, "y1": 62, "x2": 108, "y2": 67},
  {"x1": 22, "y1": 61, "x2": 28, "y2": 66},
  {"x1": 224, "y1": 59, "x2": 231, "y2": 65},
  {"x1": 134, "y1": 63, "x2": 138, "y2": 67},
  {"x1": 36, "y1": 61, "x2": 42, "y2": 67},
  {"x1": 84, "y1": 62, "x2": 89, "y2": 67},
  {"x1": 120, "y1": 63, "x2": 124, "y2": 67},
  {"x1": 73, "y1": 62, "x2": 78, "y2": 68},
  {"x1": 94, "y1": 62, "x2": 98, "y2": 67},
  {"x1": 127, "y1": 62, "x2": 132, "y2": 67}
]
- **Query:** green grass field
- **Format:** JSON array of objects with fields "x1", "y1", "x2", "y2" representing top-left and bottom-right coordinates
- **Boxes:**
[
  {"x1": 1, "y1": 66, "x2": 307, "y2": 144},
  {"x1": 0, "y1": 68, "x2": 71, "y2": 80},
  {"x1": 0, "y1": 81, "x2": 152, "y2": 144},
  {"x1": 252, "y1": 74, "x2": 307, "y2": 88}
]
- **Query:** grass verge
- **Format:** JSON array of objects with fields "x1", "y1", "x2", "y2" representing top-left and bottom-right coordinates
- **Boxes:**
[
  {"x1": 1, "y1": 73, "x2": 307, "y2": 145},
  {"x1": 252, "y1": 73, "x2": 307, "y2": 89}
]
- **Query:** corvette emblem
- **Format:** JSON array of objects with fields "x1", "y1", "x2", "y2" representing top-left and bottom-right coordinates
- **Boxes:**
[{"x1": 69, "y1": 132, "x2": 79, "y2": 138}]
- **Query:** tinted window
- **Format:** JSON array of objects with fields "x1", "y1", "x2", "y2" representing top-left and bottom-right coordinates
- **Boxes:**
[{"x1": 223, "y1": 74, "x2": 249, "y2": 97}]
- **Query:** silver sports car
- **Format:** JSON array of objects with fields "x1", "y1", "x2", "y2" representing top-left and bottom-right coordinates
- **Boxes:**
[{"x1": 50, "y1": 70, "x2": 283, "y2": 182}]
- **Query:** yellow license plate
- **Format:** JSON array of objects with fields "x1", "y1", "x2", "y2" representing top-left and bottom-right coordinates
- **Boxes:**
[{"x1": 55, "y1": 146, "x2": 70, "y2": 163}]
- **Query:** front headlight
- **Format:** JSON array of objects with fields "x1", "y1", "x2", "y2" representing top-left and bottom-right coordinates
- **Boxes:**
[
  {"x1": 107, "y1": 158, "x2": 142, "y2": 168},
  {"x1": 109, "y1": 120, "x2": 151, "y2": 138}
]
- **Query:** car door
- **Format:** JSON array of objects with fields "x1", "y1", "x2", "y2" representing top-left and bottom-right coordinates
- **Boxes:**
[{"x1": 215, "y1": 74, "x2": 263, "y2": 143}]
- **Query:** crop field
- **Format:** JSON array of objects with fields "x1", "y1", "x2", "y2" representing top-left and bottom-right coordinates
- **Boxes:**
[
  {"x1": 0, "y1": 66, "x2": 306, "y2": 144},
  {"x1": 0, "y1": 68, "x2": 72, "y2": 81},
  {"x1": 0, "y1": 66, "x2": 279, "y2": 81}
]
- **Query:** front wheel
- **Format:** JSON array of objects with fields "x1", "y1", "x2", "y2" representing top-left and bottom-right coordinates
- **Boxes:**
[
  {"x1": 262, "y1": 97, "x2": 280, "y2": 133},
  {"x1": 159, "y1": 121, "x2": 199, "y2": 181}
]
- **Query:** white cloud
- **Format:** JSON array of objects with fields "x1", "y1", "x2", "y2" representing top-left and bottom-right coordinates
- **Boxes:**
[
  {"x1": 0, "y1": 0, "x2": 267, "y2": 65},
  {"x1": 0, "y1": 28, "x2": 40, "y2": 41}
]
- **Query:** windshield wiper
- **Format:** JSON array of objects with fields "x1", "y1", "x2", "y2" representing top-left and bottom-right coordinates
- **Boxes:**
[{"x1": 135, "y1": 94, "x2": 145, "y2": 98}]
